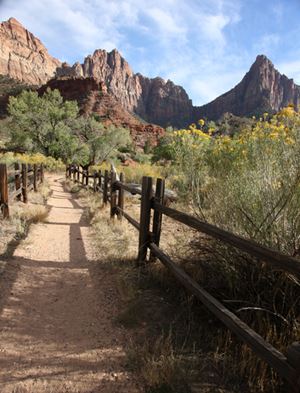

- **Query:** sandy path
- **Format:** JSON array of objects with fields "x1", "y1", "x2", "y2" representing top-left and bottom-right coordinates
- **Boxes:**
[{"x1": 0, "y1": 175, "x2": 141, "y2": 393}]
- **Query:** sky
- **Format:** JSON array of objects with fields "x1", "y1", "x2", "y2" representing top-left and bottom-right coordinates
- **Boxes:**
[{"x1": 1, "y1": 0, "x2": 300, "y2": 106}]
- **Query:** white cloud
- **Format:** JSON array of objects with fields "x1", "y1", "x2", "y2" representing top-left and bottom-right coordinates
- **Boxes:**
[
  {"x1": 199, "y1": 14, "x2": 230, "y2": 46},
  {"x1": 147, "y1": 7, "x2": 186, "y2": 36}
]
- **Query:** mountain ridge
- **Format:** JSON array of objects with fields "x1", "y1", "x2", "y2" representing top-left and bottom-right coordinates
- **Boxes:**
[
  {"x1": 0, "y1": 17, "x2": 300, "y2": 128},
  {"x1": 56, "y1": 48, "x2": 193, "y2": 128},
  {"x1": 193, "y1": 55, "x2": 300, "y2": 121}
]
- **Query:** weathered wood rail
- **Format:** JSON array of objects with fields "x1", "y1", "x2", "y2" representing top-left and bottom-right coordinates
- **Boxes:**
[
  {"x1": 0, "y1": 163, "x2": 44, "y2": 218},
  {"x1": 67, "y1": 164, "x2": 300, "y2": 391}
]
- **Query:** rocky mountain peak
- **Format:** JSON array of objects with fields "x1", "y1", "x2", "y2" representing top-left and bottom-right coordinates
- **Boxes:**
[
  {"x1": 7, "y1": 17, "x2": 23, "y2": 26},
  {"x1": 253, "y1": 54, "x2": 270, "y2": 65},
  {"x1": 56, "y1": 49, "x2": 192, "y2": 127},
  {"x1": 0, "y1": 18, "x2": 61, "y2": 85},
  {"x1": 194, "y1": 55, "x2": 300, "y2": 121}
]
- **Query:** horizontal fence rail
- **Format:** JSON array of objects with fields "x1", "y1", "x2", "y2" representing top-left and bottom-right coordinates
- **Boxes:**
[
  {"x1": 0, "y1": 163, "x2": 44, "y2": 218},
  {"x1": 66, "y1": 164, "x2": 300, "y2": 391},
  {"x1": 153, "y1": 202, "x2": 300, "y2": 277}
]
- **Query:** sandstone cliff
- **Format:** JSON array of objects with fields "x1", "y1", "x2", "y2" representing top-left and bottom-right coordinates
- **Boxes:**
[
  {"x1": 0, "y1": 18, "x2": 61, "y2": 85},
  {"x1": 39, "y1": 77, "x2": 164, "y2": 148},
  {"x1": 194, "y1": 55, "x2": 300, "y2": 121},
  {"x1": 56, "y1": 49, "x2": 193, "y2": 128}
]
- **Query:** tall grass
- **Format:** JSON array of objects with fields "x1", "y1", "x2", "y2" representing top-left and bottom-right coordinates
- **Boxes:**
[{"x1": 91, "y1": 161, "x2": 164, "y2": 183}]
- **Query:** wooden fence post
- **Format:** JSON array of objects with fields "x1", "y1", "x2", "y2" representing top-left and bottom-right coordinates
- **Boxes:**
[
  {"x1": 0, "y1": 164, "x2": 9, "y2": 218},
  {"x1": 93, "y1": 172, "x2": 97, "y2": 192},
  {"x1": 98, "y1": 170, "x2": 102, "y2": 191},
  {"x1": 117, "y1": 172, "x2": 125, "y2": 220},
  {"x1": 76, "y1": 165, "x2": 80, "y2": 183},
  {"x1": 21, "y1": 164, "x2": 28, "y2": 203},
  {"x1": 81, "y1": 169, "x2": 85, "y2": 185},
  {"x1": 33, "y1": 164, "x2": 37, "y2": 192},
  {"x1": 40, "y1": 164, "x2": 44, "y2": 183},
  {"x1": 15, "y1": 163, "x2": 21, "y2": 201},
  {"x1": 65, "y1": 165, "x2": 69, "y2": 179},
  {"x1": 138, "y1": 176, "x2": 153, "y2": 263},
  {"x1": 150, "y1": 178, "x2": 165, "y2": 260},
  {"x1": 110, "y1": 171, "x2": 117, "y2": 218},
  {"x1": 85, "y1": 169, "x2": 89, "y2": 187},
  {"x1": 72, "y1": 165, "x2": 76, "y2": 181},
  {"x1": 103, "y1": 170, "x2": 109, "y2": 204}
]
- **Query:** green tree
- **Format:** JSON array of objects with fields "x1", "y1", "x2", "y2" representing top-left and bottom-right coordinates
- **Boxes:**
[
  {"x1": 152, "y1": 127, "x2": 176, "y2": 163},
  {"x1": 73, "y1": 117, "x2": 132, "y2": 169},
  {"x1": 7, "y1": 88, "x2": 80, "y2": 161}
]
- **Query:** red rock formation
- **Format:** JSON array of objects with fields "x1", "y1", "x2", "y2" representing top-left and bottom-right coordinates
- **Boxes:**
[
  {"x1": 0, "y1": 18, "x2": 61, "y2": 85},
  {"x1": 194, "y1": 55, "x2": 300, "y2": 121},
  {"x1": 56, "y1": 49, "x2": 193, "y2": 127},
  {"x1": 39, "y1": 77, "x2": 164, "y2": 148}
]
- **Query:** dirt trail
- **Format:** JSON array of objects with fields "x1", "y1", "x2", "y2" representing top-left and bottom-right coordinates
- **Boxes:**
[{"x1": 0, "y1": 175, "x2": 141, "y2": 393}]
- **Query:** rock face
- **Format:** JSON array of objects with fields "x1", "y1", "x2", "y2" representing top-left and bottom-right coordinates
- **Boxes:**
[
  {"x1": 56, "y1": 49, "x2": 193, "y2": 127},
  {"x1": 2, "y1": 17, "x2": 300, "y2": 128},
  {"x1": 194, "y1": 55, "x2": 300, "y2": 121},
  {"x1": 39, "y1": 77, "x2": 164, "y2": 148},
  {"x1": 0, "y1": 18, "x2": 61, "y2": 85}
]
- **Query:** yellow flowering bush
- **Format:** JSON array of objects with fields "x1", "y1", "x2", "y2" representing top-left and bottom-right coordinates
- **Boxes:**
[
  {"x1": 0, "y1": 152, "x2": 64, "y2": 170},
  {"x1": 172, "y1": 107, "x2": 300, "y2": 254}
]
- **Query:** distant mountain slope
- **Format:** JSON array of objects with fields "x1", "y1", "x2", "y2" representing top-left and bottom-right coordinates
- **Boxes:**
[{"x1": 193, "y1": 55, "x2": 300, "y2": 121}]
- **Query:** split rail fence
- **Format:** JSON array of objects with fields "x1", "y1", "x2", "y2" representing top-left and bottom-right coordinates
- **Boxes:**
[
  {"x1": 0, "y1": 163, "x2": 44, "y2": 218},
  {"x1": 67, "y1": 164, "x2": 300, "y2": 392}
]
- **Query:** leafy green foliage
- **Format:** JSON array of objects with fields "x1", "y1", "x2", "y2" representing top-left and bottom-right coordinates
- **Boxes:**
[
  {"x1": 73, "y1": 116, "x2": 131, "y2": 168},
  {"x1": 7, "y1": 89, "x2": 79, "y2": 161},
  {"x1": 5, "y1": 88, "x2": 133, "y2": 167},
  {"x1": 152, "y1": 128, "x2": 176, "y2": 163}
]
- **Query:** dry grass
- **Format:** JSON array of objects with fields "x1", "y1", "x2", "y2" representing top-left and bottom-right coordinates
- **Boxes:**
[
  {"x1": 179, "y1": 237, "x2": 299, "y2": 392},
  {"x1": 127, "y1": 334, "x2": 191, "y2": 393},
  {"x1": 0, "y1": 180, "x2": 50, "y2": 257}
]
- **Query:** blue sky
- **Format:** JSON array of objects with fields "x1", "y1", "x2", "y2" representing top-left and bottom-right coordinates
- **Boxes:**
[{"x1": 1, "y1": 0, "x2": 300, "y2": 106}]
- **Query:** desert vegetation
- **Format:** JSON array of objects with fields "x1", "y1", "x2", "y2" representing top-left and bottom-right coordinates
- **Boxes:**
[{"x1": 1, "y1": 83, "x2": 299, "y2": 393}]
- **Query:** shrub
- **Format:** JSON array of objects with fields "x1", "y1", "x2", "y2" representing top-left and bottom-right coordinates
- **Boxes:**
[{"x1": 170, "y1": 107, "x2": 300, "y2": 391}]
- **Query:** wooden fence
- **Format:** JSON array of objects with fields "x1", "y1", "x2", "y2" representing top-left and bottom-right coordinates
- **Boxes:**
[
  {"x1": 67, "y1": 164, "x2": 300, "y2": 392},
  {"x1": 0, "y1": 163, "x2": 44, "y2": 218}
]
